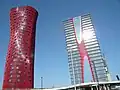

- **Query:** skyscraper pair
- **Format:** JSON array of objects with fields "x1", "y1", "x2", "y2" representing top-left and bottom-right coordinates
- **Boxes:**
[{"x1": 2, "y1": 6, "x2": 110, "y2": 89}]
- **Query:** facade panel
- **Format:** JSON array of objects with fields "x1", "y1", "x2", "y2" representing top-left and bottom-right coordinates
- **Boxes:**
[{"x1": 63, "y1": 14, "x2": 110, "y2": 84}]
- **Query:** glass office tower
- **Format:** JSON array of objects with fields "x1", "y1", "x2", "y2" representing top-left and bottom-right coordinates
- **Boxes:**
[
  {"x1": 63, "y1": 14, "x2": 110, "y2": 84},
  {"x1": 2, "y1": 6, "x2": 38, "y2": 89}
]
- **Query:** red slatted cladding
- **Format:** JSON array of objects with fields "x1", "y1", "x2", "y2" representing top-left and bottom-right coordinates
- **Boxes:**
[{"x1": 2, "y1": 6, "x2": 38, "y2": 89}]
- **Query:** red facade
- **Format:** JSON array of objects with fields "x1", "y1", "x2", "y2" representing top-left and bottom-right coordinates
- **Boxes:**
[
  {"x1": 78, "y1": 42, "x2": 95, "y2": 83},
  {"x1": 2, "y1": 6, "x2": 38, "y2": 89}
]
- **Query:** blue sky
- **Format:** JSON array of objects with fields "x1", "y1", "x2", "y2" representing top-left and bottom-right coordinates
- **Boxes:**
[{"x1": 0, "y1": 0, "x2": 120, "y2": 88}]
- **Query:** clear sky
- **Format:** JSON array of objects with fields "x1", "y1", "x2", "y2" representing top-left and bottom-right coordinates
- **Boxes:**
[{"x1": 0, "y1": 0, "x2": 120, "y2": 88}]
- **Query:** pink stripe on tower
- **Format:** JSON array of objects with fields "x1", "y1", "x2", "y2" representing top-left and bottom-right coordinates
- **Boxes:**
[{"x1": 72, "y1": 18, "x2": 95, "y2": 83}]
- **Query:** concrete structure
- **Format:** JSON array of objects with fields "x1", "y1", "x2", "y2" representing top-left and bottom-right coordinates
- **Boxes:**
[
  {"x1": 2, "y1": 6, "x2": 38, "y2": 89},
  {"x1": 63, "y1": 14, "x2": 111, "y2": 84},
  {"x1": 16, "y1": 81, "x2": 120, "y2": 90},
  {"x1": 45, "y1": 81, "x2": 120, "y2": 90},
  {"x1": 2, "y1": 81, "x2": 120, "y2": 90}
]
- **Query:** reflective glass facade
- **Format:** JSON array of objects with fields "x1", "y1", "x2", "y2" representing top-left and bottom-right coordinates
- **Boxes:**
[{"x1": 63, "y1": 14, "x2": 109, "y2": 84}]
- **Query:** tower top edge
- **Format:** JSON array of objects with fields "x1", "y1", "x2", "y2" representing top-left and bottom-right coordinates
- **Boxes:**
[
  {"x1": 10, "y1": 6, "x2": 38, "y2": 14},
  {"x1": 62, "y1": 13, "x2": 91, "y2": 22}
]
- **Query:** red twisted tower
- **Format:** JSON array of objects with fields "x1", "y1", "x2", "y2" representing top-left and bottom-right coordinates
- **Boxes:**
[{"x1": 2, "y1": 6, "x2": 38, "y2": 89}]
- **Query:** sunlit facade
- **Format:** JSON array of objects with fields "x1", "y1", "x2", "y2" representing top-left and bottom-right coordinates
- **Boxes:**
[
  {"x1": 63, "y1": 14, "x2": 110, "y2": 84},
  {"x1": 2, "y1": 6, "x2": 38, "y2": 89}
]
